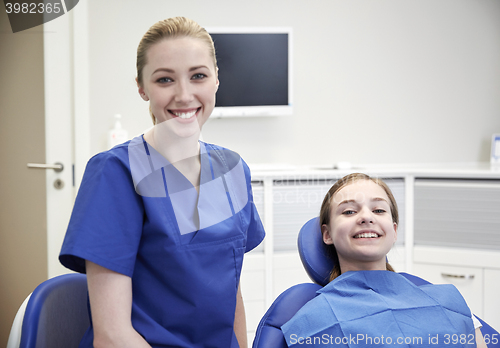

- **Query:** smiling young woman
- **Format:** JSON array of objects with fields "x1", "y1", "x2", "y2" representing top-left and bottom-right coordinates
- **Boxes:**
[{"x1": 59, "y1": 17, "x2": 264, "y2": 348}]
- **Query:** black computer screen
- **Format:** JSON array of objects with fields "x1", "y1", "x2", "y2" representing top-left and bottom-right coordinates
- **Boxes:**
[{"x1": 211, "y1": 33, "x2": 289, "y2": 108}]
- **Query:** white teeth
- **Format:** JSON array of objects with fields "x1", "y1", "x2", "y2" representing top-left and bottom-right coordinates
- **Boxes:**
[
  {"x1": 354, "y1": 232, "x2": 379, "y2": 239},
  {"x1": 173, "y1": 110, "x2": 197, "y2": 119}
]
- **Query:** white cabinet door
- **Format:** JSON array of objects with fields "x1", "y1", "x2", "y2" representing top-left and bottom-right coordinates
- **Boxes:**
[
  {"x1": 272, "y1": 253, "x2": 311, "y2": 300},
  {"x1": 413, "y1": 263, "x2": 483, "y2": 318},
  {"x1": 240, "y1": 254, "x2": 266, "y2": 344}
]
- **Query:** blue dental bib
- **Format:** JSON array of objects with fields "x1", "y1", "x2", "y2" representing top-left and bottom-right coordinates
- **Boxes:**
[{"x1": 281, "y1": 271, "x2": 475, "y2": 347}]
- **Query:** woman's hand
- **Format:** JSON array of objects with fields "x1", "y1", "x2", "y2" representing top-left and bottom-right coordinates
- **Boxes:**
[{"x1": 86, "y1": 260, "x2": 151, "y2": 348}]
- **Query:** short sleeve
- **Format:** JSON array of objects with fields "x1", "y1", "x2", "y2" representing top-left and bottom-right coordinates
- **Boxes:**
[
  {"x1": 59, "y1": 149, "x2": 144, "y2": 277},
  {"x1": 241, "y1": 159, "x2": 265, "y2": 252}
]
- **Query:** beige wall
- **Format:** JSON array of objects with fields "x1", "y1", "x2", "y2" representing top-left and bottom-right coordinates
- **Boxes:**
[{"x1": 0, "y1": 9, "x2": 48, "y2": 347}]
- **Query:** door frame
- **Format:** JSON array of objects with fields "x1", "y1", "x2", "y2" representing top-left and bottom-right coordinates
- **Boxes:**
[{"x1": 43, "y1": 2, "x2": 90, "y2": 277}]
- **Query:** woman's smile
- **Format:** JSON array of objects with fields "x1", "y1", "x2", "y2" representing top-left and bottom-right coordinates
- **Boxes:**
[{"x1": 169, "y1": 107, "x2": 201, "y2": 121}]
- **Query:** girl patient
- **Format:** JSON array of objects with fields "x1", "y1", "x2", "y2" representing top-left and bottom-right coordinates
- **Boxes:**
[{"x1": 281, "y1": 173, "x2": 486, "y2": 347}]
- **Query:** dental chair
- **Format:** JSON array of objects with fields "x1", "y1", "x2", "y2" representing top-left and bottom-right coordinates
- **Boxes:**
[
  {"x1": 7, "y1": 273, "x2": 89, "y2": 348},
  {"x1": 252, "y1": 217, "x2": 500, "y2": 348}
]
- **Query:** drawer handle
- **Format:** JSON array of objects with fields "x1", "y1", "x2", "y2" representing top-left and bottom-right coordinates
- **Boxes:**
[{"x1": 441, "y1": 273, "x2": 475, "y2": 280}]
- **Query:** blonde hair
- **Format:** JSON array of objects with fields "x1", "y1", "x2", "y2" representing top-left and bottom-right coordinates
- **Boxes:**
[
  {"x1": 319, "y1": 173, "x2": 398, "y2": 281},
  {"x1": 136, "y1": 17, "x2": 218, "y2": 125}
]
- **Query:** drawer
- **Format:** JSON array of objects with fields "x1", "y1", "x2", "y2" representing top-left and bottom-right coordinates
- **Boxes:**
[{"x1": 412, "y1": 263, "x2": 483, "y2": 317}]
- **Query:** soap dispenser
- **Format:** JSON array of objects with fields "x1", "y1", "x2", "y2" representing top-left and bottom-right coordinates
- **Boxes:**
[{"x1": 108, "y1": 114, "x2": 129, "y2": 149}]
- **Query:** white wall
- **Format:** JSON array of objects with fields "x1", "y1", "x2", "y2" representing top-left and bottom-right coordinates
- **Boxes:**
[{"x1": 85, "y1": 0, "x2": 500, "y2": 167}]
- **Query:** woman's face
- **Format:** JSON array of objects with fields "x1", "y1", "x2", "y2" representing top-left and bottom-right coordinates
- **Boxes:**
[
  {"x1": 138, "y1": 37, "x2": 219, "y2": 138},
  {"x1": 322, "y1": 180, "x2": 398, "y2": 273}
]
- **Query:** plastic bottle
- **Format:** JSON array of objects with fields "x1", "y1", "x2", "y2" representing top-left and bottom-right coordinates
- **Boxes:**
[{"x1": 108, "y1": 114, "x2": 129, "y2": 149}]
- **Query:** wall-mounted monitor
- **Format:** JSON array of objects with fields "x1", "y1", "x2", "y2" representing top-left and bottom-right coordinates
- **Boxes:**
[{"x1": 207, "y1": 27, "x2": 293, "y2": 118}]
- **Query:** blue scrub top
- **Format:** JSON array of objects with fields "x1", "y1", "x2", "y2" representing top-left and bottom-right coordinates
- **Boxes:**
[{"x1": 60, "y1": 136, "x2": 265, "y2": 348}]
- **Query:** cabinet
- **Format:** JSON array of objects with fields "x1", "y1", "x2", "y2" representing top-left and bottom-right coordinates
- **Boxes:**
[
  {"x1": 413, "y1": 246, "x2": 500, "y2": 330},
  {"x1": 413, "y1": 178, "x2": 500, "y2": 329},
  {"x1": 240, "y1": 254, "x2": 266, "y2": 341}
]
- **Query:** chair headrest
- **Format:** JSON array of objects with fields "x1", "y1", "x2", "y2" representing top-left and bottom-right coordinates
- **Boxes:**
[{"x1": 297, "y1": 217, "x2": 335, "y2": 287}]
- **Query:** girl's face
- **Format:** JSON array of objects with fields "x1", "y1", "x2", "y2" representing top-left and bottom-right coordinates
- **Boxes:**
[
  {"x1": 138, "y1": 37, "x2": 219, "y2": 138},
  {"x1": 322, "y1": 180, "x2": 398, "y2": 273}
]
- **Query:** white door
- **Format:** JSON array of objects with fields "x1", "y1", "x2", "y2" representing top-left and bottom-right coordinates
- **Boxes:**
[
  {"x1": 43, "y1": 8, "x2": 89, "y2": 278},
  {"x1": 42, "y1": 12, "x2": 74, "y2": 278}
]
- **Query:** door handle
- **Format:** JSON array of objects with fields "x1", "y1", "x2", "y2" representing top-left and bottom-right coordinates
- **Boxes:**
[
  {"x1": 441, "y1": 273, "x2": 475, "y2": 280},
  {"x1": 27, "y1": 162, "x2": 64, "y2": 173}
]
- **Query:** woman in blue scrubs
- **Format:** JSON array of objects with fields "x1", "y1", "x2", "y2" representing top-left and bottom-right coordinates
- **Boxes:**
[{"x1": 60, "y1": 17, "x2": 265, "y2": 348}]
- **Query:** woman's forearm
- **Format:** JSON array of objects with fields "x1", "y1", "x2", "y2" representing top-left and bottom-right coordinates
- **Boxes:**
[
  {"x1": 475, "y1": 328, "x2": 487, "y2": 348},
  {"x1": 86, "y1": 260, "x2": 151, "y2": 348}
]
